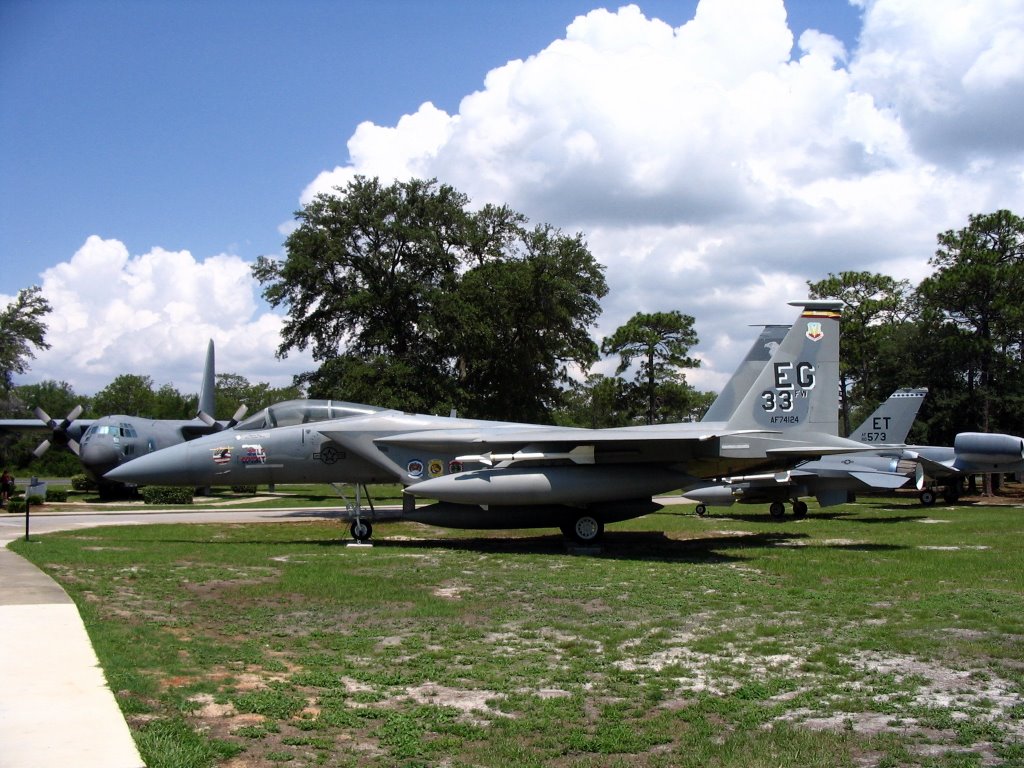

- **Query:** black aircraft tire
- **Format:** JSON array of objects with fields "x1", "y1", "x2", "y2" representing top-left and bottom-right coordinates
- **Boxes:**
[
  {"x1": 793, "y1": 500, "x2": 808, "y2": 518},
  {"x1": 919, "y1": 489, "x2": 937, "y2": 506},
  {"x1": 695, "y1": 503, "x2": 707, "y2": 517},
  {"x1": 769, "y1": 501, "x2": 786, "y2": 518},
  {"x1": 350, "y1": 520, "x2": 373, "y2": 542},
  {"x1": 568, "y1": 515, "x2": 604, "y2": 543}
]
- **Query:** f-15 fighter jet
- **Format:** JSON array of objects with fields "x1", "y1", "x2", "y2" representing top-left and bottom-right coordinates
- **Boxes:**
[{"x1": 108, "y1": 300, "x2": 870, "y2": 542}]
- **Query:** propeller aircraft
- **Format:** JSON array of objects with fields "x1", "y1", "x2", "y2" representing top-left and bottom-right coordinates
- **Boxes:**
[{"x1": 0, "y1": 340, "x2": 246, "y2": 494}]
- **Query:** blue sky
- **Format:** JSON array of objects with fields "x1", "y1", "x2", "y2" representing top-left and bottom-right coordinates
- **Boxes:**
[
  {"x1": 2, "y1": 0, "x2": 1021, "y2": 398},
  {"x1": 2, "y1": 0, "x2": 860, "y2": 290}
]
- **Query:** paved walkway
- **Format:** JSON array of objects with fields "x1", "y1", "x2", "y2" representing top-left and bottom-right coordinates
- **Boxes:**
[{"x1": 0, "y1": 529, "x2": 145, "y2": 768}]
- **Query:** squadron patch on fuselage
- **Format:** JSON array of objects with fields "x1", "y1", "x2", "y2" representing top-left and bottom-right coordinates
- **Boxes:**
[{"x1": 240, "y1": 444, "x2": 267, "y2": 465}]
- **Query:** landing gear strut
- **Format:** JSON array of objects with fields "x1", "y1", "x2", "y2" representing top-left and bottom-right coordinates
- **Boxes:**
[{"x1": 334, "y1": 483, "x2": 376, "y2": 543}]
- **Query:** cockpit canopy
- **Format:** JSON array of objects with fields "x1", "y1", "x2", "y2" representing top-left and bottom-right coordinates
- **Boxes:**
[
  {"x1": 84, "y1": 422, "x2": 138, "y2": 439},
  {"x1": 234, "y1": 399, "x2": 384, "y2": 430}
]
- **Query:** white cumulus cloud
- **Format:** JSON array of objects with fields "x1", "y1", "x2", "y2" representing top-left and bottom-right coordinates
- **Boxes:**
[
  {"x1": 22, "y1": 236, "x2": 312, "y2": 397},
  {"x1": 297, "y1": 0, "x2": 1024, "y2": 385}
]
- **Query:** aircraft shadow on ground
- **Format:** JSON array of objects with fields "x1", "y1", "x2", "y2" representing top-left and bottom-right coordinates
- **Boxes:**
[
  {"x1": 302, "y1": 528, "x2": 820, "y2": 564},
  {"x1": 688, "y1": 508, "x2": 930, "y2": 525}
]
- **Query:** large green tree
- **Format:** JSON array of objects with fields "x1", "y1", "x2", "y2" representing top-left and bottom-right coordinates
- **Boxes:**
[
  {"x1": 915, "y1": 209, "x2": 1024, "y2": 437},
  {"x1": 0, "y1": 286, "x2": 51, "y2": 397},
  {"x1": 807, "y1": 271, "x2": 915, "y2": 435},
  {"x1": 445, "y1": 226, "x2": 606, "y2": 422},
  {"x1": 214, "y1": 373, "x2": 303, "y2": 418},
  {"x1": 256, "y1": 176, "x2": 607, "y2": 421},
  {"x1": 600, "y1": 311, "x2": 699, "y2": 425},
  {"x1": 91, "y1": 374, "x2": 158, "y2": 417}
]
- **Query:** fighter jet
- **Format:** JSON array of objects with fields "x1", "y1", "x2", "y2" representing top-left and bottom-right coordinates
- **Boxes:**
[
  {"x1": 0, "y1": 340, "x2": 245, "y2": 493},
  {"x1": 683, "y1": 388, "x2": 928, "y2": 517},
  {"x1": 108, "y1": 300, "x2": 873, "y2": 542}
]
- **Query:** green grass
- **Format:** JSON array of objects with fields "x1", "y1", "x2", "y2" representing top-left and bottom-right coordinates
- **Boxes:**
[{"x1": 9, "y1": 490, "x2": 1024, "y2": 767}]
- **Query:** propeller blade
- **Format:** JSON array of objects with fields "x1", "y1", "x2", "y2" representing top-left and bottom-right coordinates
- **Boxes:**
[
  {"x1": 228, "y1": 405, "x2": 247, "y2": 430},
  {"x1": 33, "y1": 439, "x2": 52, "y2": 458},
  {"x1": 34, "y1": 406, "x2": 54, "y2": 428},
  {"x1": 67, "y1": 438, "x2": 81, "y2": 456},
  {"x1": 59, "y1": 404, "x2": 83, "y2": 429},
  {"x1": 196, "y1": 410, "x2": 217, "y2": 427}
]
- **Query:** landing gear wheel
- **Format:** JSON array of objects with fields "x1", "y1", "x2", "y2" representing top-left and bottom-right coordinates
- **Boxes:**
[
  {"x1": 565, "y1": 515, "x2": 604, "y2": 544},
  {"x1": 769, "y1": 501, "x2": 786, "y2": 518},
  {"x1": 919, "y1": 489, "x2": 936, "y2": 506},
  {"x1": 350, "y1": 520, "x2": 372, "y2": 542},
  {"x1": 792, "y1": 500, "x2": 808, "y2": 519},
  {"x1": 695, "y1": 503, "x2": 707, "y2": 517}
]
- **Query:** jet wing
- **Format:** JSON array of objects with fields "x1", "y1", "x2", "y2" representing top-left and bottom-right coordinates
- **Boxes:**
[{"x1": 376, "y1": 425, "x2": 871, "y2": 463}]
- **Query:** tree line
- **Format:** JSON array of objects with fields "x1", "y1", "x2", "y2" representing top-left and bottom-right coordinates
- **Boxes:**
[{"x1": 2, "y1": 177, "x2": 1022, "y2": 473}]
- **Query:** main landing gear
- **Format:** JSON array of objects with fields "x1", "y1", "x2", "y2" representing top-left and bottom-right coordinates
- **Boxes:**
[
  {"x1": 918, "y1": 483, "x2": 961, "y2": 506},
  {"x1": 769, "y1": 500, "x2": 808, "y2": 519},
  {"x1": 560, "y1": 514, "x2": 605, "y2": 544}
]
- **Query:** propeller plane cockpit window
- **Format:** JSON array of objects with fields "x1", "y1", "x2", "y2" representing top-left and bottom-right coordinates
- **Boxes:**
[
  {"x1": 233, "y1": 399, "x2": 384, "y2": 431},
  {"x1": 84, "y1": 423, "x2": 139, "y2": 439}
]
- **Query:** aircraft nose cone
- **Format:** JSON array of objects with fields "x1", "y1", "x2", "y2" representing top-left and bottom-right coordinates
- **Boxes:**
[
  {"x1": 80, "y1": 441, "x2": 123, "y2": 480},
  {"x1": 104, "y1": 443, "x2": 195, "y2": 486}
]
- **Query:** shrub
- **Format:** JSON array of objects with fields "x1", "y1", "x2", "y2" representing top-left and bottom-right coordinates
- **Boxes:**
[
  {"x1": 71, "y1": 474, "x2": 96, "y2": 491},
  {"x1": 231, "y1": 485, "x2": 258, "y2": 495},
  {"x1": 140, "y1": 486, "x2": 194, "y2": 505},
  {"x1": 7, "y1": 498, "x2": 27, "y2": 514},
  {"x1": 46, "y1": 488, "x2": 69, "y2": 502}
]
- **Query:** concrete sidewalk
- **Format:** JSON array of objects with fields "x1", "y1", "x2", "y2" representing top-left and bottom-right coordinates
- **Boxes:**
[{"x1": 0, "y1": 537, "x2": 145, "y2": 768}]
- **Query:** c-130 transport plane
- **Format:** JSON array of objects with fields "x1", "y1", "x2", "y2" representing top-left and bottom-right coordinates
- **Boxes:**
[
  {"x1": 108, "y1": 301, "x2": 872, "y2": 542},
  {"x1": 0, "y1": 340, "x2": 246, "y2": 494}
]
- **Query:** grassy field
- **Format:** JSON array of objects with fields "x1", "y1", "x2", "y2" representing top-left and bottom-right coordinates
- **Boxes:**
[{"x1": 10, "y1": 490, "x2": 1024, "y2": 768}]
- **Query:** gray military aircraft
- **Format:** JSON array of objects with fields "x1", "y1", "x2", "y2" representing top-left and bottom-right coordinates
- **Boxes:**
[
  {"x1": 683, "y1": 388, "x2": 928, "y2": 517},
  {"x1": 107, "y1": 300, "x2": 876, "y2": 542},
  {"x1": 906, "y1": 432, "x2": 1024, "y2": 504},
  {"x1": 0, "y1": 340, "x2": 245, "y2": 494}
]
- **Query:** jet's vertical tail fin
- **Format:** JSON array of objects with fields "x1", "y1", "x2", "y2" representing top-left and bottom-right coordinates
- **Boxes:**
[
  {"x1": 197, "y1": 339, "x2": 216, "y2": 419},
  {"x1": 725, "y1": 301, "x2": 843, "y2": 435},
  {"x1": 702, "y1": 324, "x2": 789, "y2": 423},
  {"x1": 850, "y1": 388, "x2": 927, "y2": 444}
]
